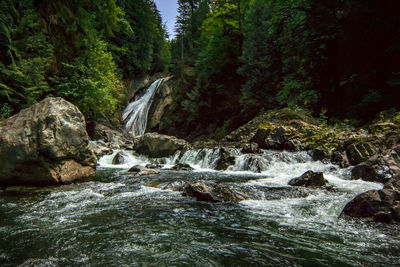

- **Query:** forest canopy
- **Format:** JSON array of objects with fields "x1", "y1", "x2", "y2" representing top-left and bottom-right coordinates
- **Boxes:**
[
  {"x1": 1, "y1": 0, "x2": 399, "y2": 136},
  {"x1": 169, "y1": 0, "x2": 400, "y2": 138}
]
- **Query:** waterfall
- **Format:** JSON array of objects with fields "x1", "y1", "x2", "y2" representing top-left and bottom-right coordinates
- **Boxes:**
[{"x1": 122, "y1": 78, "x2": 164, "y2": 136}]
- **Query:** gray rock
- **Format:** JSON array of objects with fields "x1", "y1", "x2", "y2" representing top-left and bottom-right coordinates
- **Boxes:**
[
  {"x1": 172, "y1": 163, "x2": 194, "y2": 171},
  {"x1": 0, "y1": 97, "x2": 97, "y2": 186},
  {"x1": 91, "y1": 122, "x2": 130, "y2": 149},
  {"x1": 331, "y1": 150, "x2": 350, "y2": 168},
  {"x1": 242, "y1": 143, "x2": 260, "y2": 154},
  {"x1": 215, "y1": 148, "x2": 236, "y2": 171},
  {"x1": 351, "y1": 152, "x2": 400, "y2": 183},
  {"x1": 341, "y1": 175, "x2": 400, "y2": 223},
  {"x1": 312, "y1": 148, "x2": 330, "y2": 162},
  {"x1": 288, "y1": 171, "x2": 328, "y2": 188},
  {"x1": 346, "y1": 142, "x2": 377, "y2": 165},
  {"x1": 138, "y1": 169, "x2": 160, "y2": 176},
  {"x1": 112, "y1": 151, "x2": 129, "y2": 165},
  {"x1": 89, "y1": 141, "x2": 113, "y2": 157},
  {"x1": 183, "y1": 182, "x2": 246, "y2": 203},
  {"x1": 133, "y1": 133, "x2": 191, "y2": 158},
  {"x1": 148, "y1": 77, "x2": 173, "y2": 131},
  {"x1": 251, "y1": 127, "x2": 302, "y2": 151},
  {"x1": 145, "y1": 163, "x2": 163, "y2": 169},
  {"x1": 128, "y1": 165, "x2": 144, "y2": 173}
]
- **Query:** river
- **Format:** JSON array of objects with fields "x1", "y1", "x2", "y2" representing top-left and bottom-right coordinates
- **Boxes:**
[{"x1": 1, "y1": 149, "x2": 400, "y2": 266}]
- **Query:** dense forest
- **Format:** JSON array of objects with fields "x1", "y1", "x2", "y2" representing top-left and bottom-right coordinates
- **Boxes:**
[
  {"x1": 166, "y1": 0, "x2": 400, "y2": 139},
  {"x1": 0, "y1": 0, "x2": 170, "y2": 121},
  {"x1": 1, "y1": 0, "x2": 399, "y2": 139}
]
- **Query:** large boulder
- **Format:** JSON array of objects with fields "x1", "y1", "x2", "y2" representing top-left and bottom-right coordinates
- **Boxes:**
[
  {"x1": 341, "y1": 175, "x2": 400, "y2": 223},
  {"x1": 183, "y1": 182, "x2": 246, "y2": 203},
  {"x1": 0, "y1": 97, "x2": 97, "y2": 186},
  {"x1": 133, "y1": 132, "x2": 191, "y2": 158}
]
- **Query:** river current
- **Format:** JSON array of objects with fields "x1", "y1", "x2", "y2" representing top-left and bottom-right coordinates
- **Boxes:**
[{"x1": 1, "y1": 149, "x2": 400, "y2": 266}]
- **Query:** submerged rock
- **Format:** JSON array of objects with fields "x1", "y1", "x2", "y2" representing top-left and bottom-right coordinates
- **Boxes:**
[
  {"x1": 133, "y1": 132, "x2": 191, "y2": 158},
  {"x1": 183, "y1": 182, "x2": 246, "y2": 203},
  {"x1": 127, "y1": 165, "x2": 159, "y2": 176},
  {"x1": 145, "y1": 163, "x2": 163, "y2": 169},
  {"x1": 172, "y1": 163, "x2": 194, "y2": 171},
  {"x1": 342, "y1": 175, "x2": 400, "y2": 223},
  {"x1": 288, "y1": 171, "x2": 328, "y2": 188},
  {"x1": 0, "y1": 97, "x2": 97, "y2": 186},
  {"x1": 138, "y1": 169, "x2": 160, "y2": 176}
]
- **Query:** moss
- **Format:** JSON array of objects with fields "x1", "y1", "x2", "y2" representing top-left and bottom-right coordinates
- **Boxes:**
[{"x1": 258, "y1": 123, "x2": 275, "y2": 130}]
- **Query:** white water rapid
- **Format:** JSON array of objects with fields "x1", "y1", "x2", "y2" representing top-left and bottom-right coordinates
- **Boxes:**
[{"x1": 122, "y1": 78, "x2": 164, "y2": 136}]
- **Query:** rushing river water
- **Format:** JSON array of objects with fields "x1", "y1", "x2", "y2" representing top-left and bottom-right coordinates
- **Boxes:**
[{"x1": 1, "y1": 149, "x2": 400, "y2": 266}]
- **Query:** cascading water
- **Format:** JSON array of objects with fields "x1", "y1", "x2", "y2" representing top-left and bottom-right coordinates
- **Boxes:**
[{"x1": 122, "y1": 78, "x2": 164, "y2": 136}]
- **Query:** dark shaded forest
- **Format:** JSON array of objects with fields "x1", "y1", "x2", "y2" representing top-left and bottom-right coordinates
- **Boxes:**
[
  {"x1": 167, "y1": 0, "x2": 400, "y2": 139},
  {"x1": 1, "y1": 0, "x2": 399, "y2": 139}
]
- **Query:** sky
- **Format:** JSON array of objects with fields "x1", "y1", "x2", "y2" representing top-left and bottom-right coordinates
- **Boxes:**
[{"x1": 154, "y1": 0, "x2": 179, "y2": 39}]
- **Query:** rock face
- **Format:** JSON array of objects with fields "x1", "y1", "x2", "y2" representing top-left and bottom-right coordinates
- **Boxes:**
[
  {"x1": 133, "y1": 132, "x2": 191, "y2": 158},
  {"x1": 183, "y1": 182, "x2": 246, "y2": 203},
  {"x1": 0, "y1": 97, "x2": 97, "y2": 186},
  {"x1": 147, "y1": 77, "x2": 173, "y2": 131},
  {"x1": 288, "y1": 171, "x2": 327, "y2": 188},
  {"x1": 126, "y1": 74, "x2": 151, "y2": 103},
  {"x1": 341, "y1": 175, "x2": 400, "y2": 223}
]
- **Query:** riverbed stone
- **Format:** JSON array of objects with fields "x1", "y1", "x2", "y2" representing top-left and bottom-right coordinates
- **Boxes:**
[
  {"x1": 112, "y1": 151, "x2": 129, "y2": 165},
  {"x1": 172, "y1": 163, "x2": 194, "y2": 171},
  {"x1": 0, "y1": 97, "x2": 97, "y2": 186},
  {"x1": 288, "y1": 171, "x2": 328, "y2": 188},
  {"x1": 128, "y1": 165, "x2": 144, "y2": 173},
  {"x1": 342, "y1": 175, "x2": 400, "y2": 223},
  {"x1": 183, "y1": 182, "x2": 246, "y2": 203}
]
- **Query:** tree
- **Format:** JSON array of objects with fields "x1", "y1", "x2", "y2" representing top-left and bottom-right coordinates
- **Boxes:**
[{"x1": 0, "y1": 0, "x2": 53, "y2": 119}]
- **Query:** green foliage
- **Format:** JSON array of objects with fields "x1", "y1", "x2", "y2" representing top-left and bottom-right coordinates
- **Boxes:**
[
  {"x1": 0, "y1": 0, "x2": 53, "y2": 117},
  {"x1": 109, "y1": 0, "x2": 170, "y2": 76},
  {"x1": 0, "y1": 103, "x2": 12, "y2": 120},
  {"x1": 0, "y1": 0, "x2": 170, "y2": 120},
  {"x1": 54, "y1": 40, "x2": 123, "y2": 119}
]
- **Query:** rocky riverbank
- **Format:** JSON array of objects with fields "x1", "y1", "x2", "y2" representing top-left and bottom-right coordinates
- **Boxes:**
[{"x1": 1, "y1": 96, "x2": 399, "y2": 224}]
